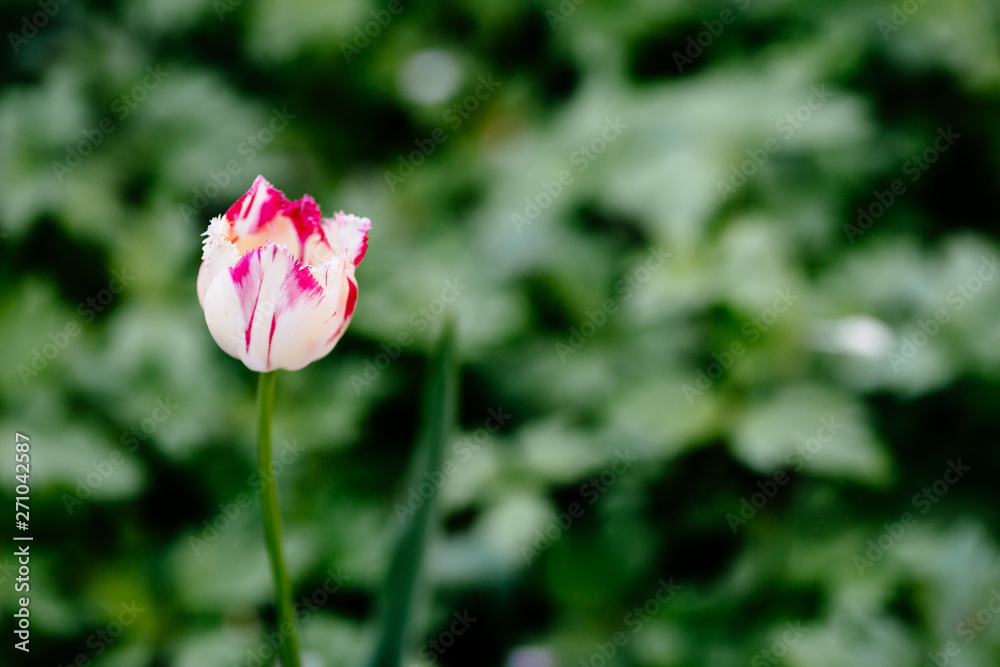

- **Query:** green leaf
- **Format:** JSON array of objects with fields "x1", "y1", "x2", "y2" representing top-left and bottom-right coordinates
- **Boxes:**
[{"x1": 366, "y1": 314, "x2": 457, "y2": 667}]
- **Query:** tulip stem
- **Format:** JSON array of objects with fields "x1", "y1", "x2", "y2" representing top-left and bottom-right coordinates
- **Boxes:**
[{"x1": 256, "y1": 371, "x2": 302, "y2": 667}]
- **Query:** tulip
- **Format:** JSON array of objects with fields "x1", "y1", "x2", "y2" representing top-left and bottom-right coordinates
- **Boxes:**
[
  {"x1": 196, "y1": 176, "x2": 371, "y2": 667},
  {"x1": 197, "y1": 175, "x2": 371, "y2": 371}
]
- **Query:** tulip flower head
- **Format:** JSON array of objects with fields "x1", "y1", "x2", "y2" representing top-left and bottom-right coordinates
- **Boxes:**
[{"x1": 198, "y1": 175, "x2": 371, "y2": 371}]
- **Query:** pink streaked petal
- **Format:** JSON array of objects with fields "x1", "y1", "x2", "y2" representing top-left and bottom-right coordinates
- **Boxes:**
[
  {"x1": 323, "y1": 212, "x2": 372, "y2": 267},
  {"x1": 204, "y1": 242, "x2": 333, "y2": 371},
  {"x1": 266, "y1": 270, "x2": 344, "y2": 371},
  {"x1": 202, "y1": 266, "x2": 255, "y2": 369},
  {"x1": 324, "y1": 286, "x2": 356, "y2": 347},
  {"x1": 254, "y1": 243, "x2": 331, "y2": 370},
  {"x1": 225, "y1": 175, "x2": 290, "y2": 235},
  {"x1": 291, "y1": 268, "x2": 324, "y2": 307},
  {"x1": 344, "y1": 276, "x2": 358, "y2": 318},
  {"x1": 227, "y1": 246, "x2": 266, "y2": 352},
  {"x1": 267, "y1": 313, "x2": 278, "y2": 368},
  {"x1": 287, "y1": 195, "x2": 324, "y2": 239},
  {"x1": 225, "y1": 178, "x2": 336, "y2": 262},
  {"x1": 354, "y1": 231, "x2": 369, "y2": 266},
  {"x1": 322, "y1": 266, "x2": 354, "y2": 347},
  {"x1": 288, "y1": 194, "x2": 336, "y2": 267}
]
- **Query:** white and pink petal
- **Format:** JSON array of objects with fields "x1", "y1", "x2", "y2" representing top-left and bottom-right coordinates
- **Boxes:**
[
  {"x1": 225, "y1": 175, "x2": 289, "y2": 236},
  {"x1": 322, "y1": 212, "x2": 371, "y2": 267},
  {"x1": 197, "y1": 215, "x2": 242, "y2": 307},
  {"x1": 202, "y1": 243, "x2": 341, "y2": 371},
  {"x1": 198, "y1": 177, "x2": 370, "y2": 372}
]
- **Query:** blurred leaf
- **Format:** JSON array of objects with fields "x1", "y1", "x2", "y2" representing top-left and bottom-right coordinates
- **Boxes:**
[{"x1": 366, "y1": 314, "x2": 457, "y2": 667}]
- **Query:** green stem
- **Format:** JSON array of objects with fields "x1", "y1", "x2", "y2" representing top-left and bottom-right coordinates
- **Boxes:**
[{"x1": 256, "y1": 371, "x2": 302, "y2": 667}]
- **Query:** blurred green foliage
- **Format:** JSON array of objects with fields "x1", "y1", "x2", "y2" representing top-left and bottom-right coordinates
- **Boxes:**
[{"x1": 3, "y1": 0, "x2": 1000, "y2": 665}]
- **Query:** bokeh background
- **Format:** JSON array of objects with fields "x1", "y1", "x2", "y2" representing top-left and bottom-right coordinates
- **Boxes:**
[{"x1": 3, "y1": 0, "x2": 1000, "y2": 665}]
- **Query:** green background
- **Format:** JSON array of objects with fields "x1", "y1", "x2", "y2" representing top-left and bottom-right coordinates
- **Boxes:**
[{"x1": 2, "y1": 0, "x2": 1000, "y2": 665}]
